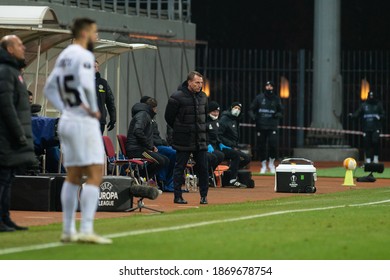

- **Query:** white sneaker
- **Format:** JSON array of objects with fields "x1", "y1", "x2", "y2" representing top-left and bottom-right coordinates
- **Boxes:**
[
  {"x1": 78, "y1": 233, "x2": 112, "y2": 244},
  {"x1": 260, "y1": 160, "x2": 267, "y2": 174},
  {"x1": 61, "y1": 233, "x2": 79, "y2": 243},
  {"x1": 373, "y1": 155, "x2": 379, "y2": 163},
  {"x1": 231, "y1": 180, "x2": 247, "y2": 188},
  {"x1": 268, "y1": 158, "x2": 276, "y2": 174}
]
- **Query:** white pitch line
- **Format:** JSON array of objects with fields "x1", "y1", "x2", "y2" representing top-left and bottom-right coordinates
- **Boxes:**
[{"x1": 1, "y1": 198, "x2": 390, "y2": 256}]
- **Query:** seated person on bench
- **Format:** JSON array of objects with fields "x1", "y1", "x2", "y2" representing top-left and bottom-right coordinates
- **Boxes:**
[
  {"x1": 140, "y1": 96, "x2": 176, "y2": 192},
  {"x1": 125, "y1": 98, "x2": 169, "y2": 181},
  {"x1": 218, "y1": 102, "x2": 251, "y2": 188}
]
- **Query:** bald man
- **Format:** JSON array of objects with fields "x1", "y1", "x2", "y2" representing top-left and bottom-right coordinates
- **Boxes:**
[{"x1": 0, "y1": 35, "x2": 35, "y2": 232}]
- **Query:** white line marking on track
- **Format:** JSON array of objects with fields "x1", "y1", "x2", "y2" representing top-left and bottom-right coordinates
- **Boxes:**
[
  {"x1": 24, "y1": 216, "x2": 54, "y2": 219},
  {"x1": 1, "y1": 199, "x2": 389, "y2": 256}
]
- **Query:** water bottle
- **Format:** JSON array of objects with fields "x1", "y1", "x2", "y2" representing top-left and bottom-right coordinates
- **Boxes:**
[
  {"x1": 185, "y1": 174, "x2": 190, "y2": 191},
  {"x1": 193, "y1": 175, "x2": 198, "y2": 192}
]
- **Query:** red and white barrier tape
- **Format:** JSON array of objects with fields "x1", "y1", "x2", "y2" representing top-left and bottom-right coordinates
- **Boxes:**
[{"x1": 239, "y1": 123, "x2": 390, "y2": 138}]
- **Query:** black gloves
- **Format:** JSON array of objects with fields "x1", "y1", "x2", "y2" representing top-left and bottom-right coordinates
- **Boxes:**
[{"x1": 107, "y1": 120, "x2": 116, "y2": 131}]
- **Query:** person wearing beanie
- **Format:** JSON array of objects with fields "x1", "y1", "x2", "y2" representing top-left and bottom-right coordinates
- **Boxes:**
[
  {"x1": 349, "y1": 91, "x2": 385, "y2": 163},
  {"x1": 218, "y1": 102, "x2": 251, "y2": 187},
  {"x1": 249, "y1": 81, "x2": 283, "y2": 174},
  {"x1": 140, "y1": 96, "x2": 176, "y2": 192},
  {"x1": 206, "y1": 101, "x2": 225, "y2": 185}
]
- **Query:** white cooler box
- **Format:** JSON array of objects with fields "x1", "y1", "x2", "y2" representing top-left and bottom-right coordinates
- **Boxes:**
[{"x1": 275, "y1": 158, "x2": 317, "y2": 193}]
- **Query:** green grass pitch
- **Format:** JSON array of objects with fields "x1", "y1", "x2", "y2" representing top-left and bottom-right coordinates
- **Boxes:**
[{"x1": 0, "y1": 187, "x2": 389, "y2": 260}]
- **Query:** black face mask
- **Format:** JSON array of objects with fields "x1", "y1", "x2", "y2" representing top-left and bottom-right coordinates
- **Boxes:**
[
  {"x1": 265, "y1": 89, "x2": 273, "y2": 97},
  {"x1": 87, "y1": 40, "x2": 94, "y2": 53}
]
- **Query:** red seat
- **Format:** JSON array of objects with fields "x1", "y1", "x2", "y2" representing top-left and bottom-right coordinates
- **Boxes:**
[
  {"x1": 116, "y1": 134, "x2": 128, "y2": 157},
  {"x1": 116, "y1": 134, "x2": 153, "y2": 181},
  {"x1": 102, "y1": 136, "x2": 133, "y2": 175}
]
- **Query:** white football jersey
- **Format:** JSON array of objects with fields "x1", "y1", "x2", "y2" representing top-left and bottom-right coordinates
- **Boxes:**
[{"x1": 44, "y1": 44, "x2": 98, "y2": 117}]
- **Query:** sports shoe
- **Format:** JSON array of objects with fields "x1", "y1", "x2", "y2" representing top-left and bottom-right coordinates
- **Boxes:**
[
  {"x1": 4, "y1": 219, "x2": 28, "y2": 231},
  {"x1": 268, "y1": 158, "x2": 276, "y2": 174},
  {"x1": 231, "y1": 180, "x2": 247, "y2": 188},
  {"x1": 260, "y1": 160, "x2": 267, "y2": 174},
  {"x1": 174, "y1": 196, "x2": 188, "y2": 204},
  {"x1": 0, "y1": 222, "x2": 15, "y2": 232},
  {"x1": 78, "y1": 233, "x2": 112, "y2": 244},
  {"x1": 61, "y1": 233, "x2": 79, "y2": 243}
]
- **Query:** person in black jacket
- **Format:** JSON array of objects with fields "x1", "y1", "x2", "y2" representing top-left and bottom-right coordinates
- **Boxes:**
[
  {"x1": 0, "y1": 35, "x2": 35, "y2": 232},
  {"x1": 140, "y1": 96, "x2": 176, "y2": 192},
  {"x1": 350, "y1": 91, "x2": 385, "y2": 163},
  {"x1": 126, "y1": 98, "x2": 168, "y2": 180},
  {"x1": 249, "y1": 81, "x2": 283, "y2": 174},
  {"x1": 95, "y1": 61, "x2": 116, "y2": 133},
  {"x1": 165, "y1": 71, "x2": 209, "y2": 204},
  {"x1": 218, "y1": 102, "x2": 251, "y2": 187},
  {"x1": 206, "y1": 101, "x2": 225, "y2": 178}
]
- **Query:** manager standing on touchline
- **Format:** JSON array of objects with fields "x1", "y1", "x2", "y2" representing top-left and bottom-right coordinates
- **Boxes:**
[
  {"x1": 0, "y1": 35, "x2": 35, "y2": 232},
  {"x1": 165, "y1": 71, "x2": 209, "y2": 205}
]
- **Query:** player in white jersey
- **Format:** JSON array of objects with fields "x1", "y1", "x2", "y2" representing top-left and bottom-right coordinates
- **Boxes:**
[{"x1": 44, "y1": 18, "x2": 112, "y2": 244}]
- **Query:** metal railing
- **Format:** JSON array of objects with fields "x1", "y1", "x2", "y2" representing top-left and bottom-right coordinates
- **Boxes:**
[
  {"x1": 196, "y1": 47, "x2": 390, "y2": 160},
  {"x1": 28, "y1": 0, "x2": 191, "y2": 22}
]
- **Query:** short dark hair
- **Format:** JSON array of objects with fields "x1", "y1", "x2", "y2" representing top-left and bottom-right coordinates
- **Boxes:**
[
  {"x1": 28, "y1": 90, "x2": 33, "y2": 96},
  {"x1": 146, "y1": 97, "x2": 158, "y2": 108},
  {"x1": 187, "y1": 71, "x2": 203, "y2": 82},
  {"x1": 71, "y1": 17, "x2": 96, "y2": 39}
]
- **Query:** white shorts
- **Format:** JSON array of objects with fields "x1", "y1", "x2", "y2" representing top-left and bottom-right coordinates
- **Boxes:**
[{"x1": 58, "y1": 114, "x2": 104, "y2": 167}]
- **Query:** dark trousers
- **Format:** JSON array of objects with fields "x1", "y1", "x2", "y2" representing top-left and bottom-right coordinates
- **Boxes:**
[
  {"x1": 174, "y1": 150, "x2": 209, "y2": 198},
  {"x1": 257, "y1": 129, "x2": 278, "y2": 161},
  {"x1": 208, "y1": 150, "x2": 225, "y2": 171},
  {"x1": 222, "y1": 149, "x2": 251, "y2": 179},
  {"x1": 363, "y1": 130, "x2": 380, "y2": 159},
  {"x1": 0, "y1": 167, "x2": 15, "y2": 223},
  {"x1": 127, "y1": 149, "x2": 169, "y2": 180},
  {"x1": 100, "y1": 123, "x2": 106, "y2": 134}
]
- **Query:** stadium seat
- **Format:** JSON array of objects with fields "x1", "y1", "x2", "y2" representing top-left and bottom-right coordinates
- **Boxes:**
[
  {"x1": 116, "y1": 134, "x2": 154, "y2": 184},
  {"x1": 214, "y1": 164, "x2": 230, "y2": 187},
  {"x1": 102, "y1": 136, "x2": 134, "y2": 176}
]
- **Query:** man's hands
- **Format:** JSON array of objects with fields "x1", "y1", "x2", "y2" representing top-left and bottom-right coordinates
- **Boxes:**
[
  {"x1": 219, "y1": 143, "x2": 232, "y2": 150},
  {"x1": 80, "y1": 103, "x2": 101, "y2": 120},
  {"x1": 107, "y1": 120, "x2": 116, "y2": 131}
]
